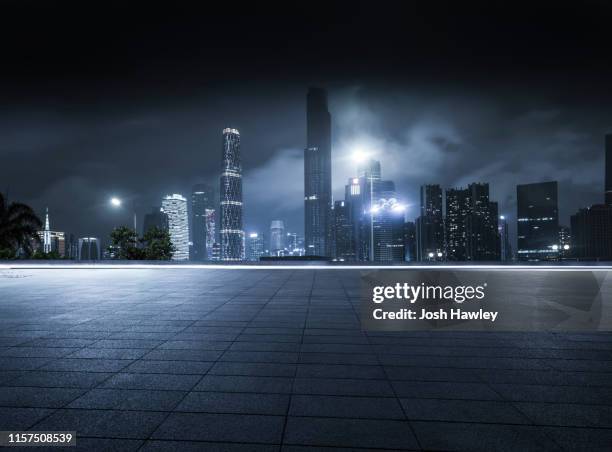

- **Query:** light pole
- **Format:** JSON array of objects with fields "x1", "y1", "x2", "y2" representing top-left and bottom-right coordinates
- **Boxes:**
[{"x1": 110, "y1": 197, "x2": 137, "y2": 232}]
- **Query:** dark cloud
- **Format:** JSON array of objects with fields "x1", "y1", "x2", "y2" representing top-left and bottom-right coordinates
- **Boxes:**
[{"x1": 1, "y1": 0, "x2": 611, "y2": 245}]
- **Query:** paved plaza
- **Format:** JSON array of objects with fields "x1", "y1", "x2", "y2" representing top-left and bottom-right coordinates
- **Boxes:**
[{"x1": 0, "y1": 268, "x2": 611, "y2": 451}]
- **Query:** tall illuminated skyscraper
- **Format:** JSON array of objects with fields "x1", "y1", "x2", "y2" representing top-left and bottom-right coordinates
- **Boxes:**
[
  {"x1": 36, "y1": 208, "x2": 66, "y2": 257},
  {"x1": 304, "y1": 87, "x2": 332, "y2": 257},
  {"x1": 161, "y1": 194, "x2": 189, "y2": 261},
  {"x1": 220, "y1": 128, "x2": 244, "y2": 261}
]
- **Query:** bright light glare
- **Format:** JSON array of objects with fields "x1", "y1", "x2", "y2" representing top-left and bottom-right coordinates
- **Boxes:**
[
  {"x1": 352, "y1": 149, "x2": 369, "y2": 163},
  {"x1": 428, "y1": 252, "x2": 434, "y2": 258},
  {"x1": 552, "y1": 244, "x2": 559, "y2": 251},
  {"x1": 563, "y1": 244, "x2": 570, "y2": 250},
  {"x1": 392, "y1": 204, "x2": 406, "y2": 212},
  {"x1": 110, "y1": 197, "x2": 121, "y2": 207}
]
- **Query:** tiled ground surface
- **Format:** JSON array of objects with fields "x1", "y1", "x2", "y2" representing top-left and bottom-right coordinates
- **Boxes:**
[{"x1": 0, "y1": 268, "x2": 611, "y2": 451}]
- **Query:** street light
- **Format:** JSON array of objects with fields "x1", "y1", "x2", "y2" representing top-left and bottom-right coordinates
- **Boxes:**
[{"x1": 110, "y1": 197, "x2": 137, "y2": 232}]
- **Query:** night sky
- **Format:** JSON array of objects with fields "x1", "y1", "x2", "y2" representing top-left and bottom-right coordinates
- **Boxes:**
[{"x1": 2, "y1": 0, "x2": 612, "y2": 243}]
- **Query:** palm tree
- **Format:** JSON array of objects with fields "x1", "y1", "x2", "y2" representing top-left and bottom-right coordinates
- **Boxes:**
[{"x1": 0, "y1": 193, "x2": 42, "y2": 258}]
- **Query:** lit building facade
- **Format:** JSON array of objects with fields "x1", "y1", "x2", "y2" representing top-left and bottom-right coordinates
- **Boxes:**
[
  {"x1": 372, "y1": 198, "x2": 406, "y2": 261},
  {"x1": 161, "y1": 194, "x2": 189, "y2": 261},
  {"x1": 205, "y1": 209, "x2": 216, "y2": 259},
  {"x1": 304, "y1": 87, "x2": 332, "y2": 257},
  {"x1": 191, "y1": 184, "x2": 215, "y2": 261},
  {"x1": 332, "y1": 200, "x2": 355, "y2": 261},
  {"x1": 247, "y1": 232, "x2": 265, "y2": 261},
  {"x1": 517, "y1": 181, "x2": 559, "y2": 261},
  {"x1": 220, "y1": 128, "x2": 245, "y2": 261},
  {"x1": 269, "y1": 220, "x2": 285, "y2": 256},
  {"x1": 416, "y1": 184, "x2": 444, "y2": 261},
  {"x1": 36, "y1": 208, "x2": 66, "y2": 257},
  {"x1": 446, "y1": 183, "x2": 500, "y2": 261}
]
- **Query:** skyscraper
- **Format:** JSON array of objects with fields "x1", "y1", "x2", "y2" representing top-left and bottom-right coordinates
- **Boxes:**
[
  {"x1": 516, "y1": 181, "x2": 559, "y2": 261},
  {"x1": 445, "y1": 187, "x2": 470, "y2": 261},
  {"x1": 246, "y1": 232, "x2": 265, "y2": 261},
  {"x1": 416, "y1": 185, "x2": 444, "y2": 261},
  {"x1": 191, "y1": 184, "x2": 214, "y2": 261},
  {"x1": 269, "y1": 220, "x2": 285, "y2": 256},
  {"x1": 78, "y1": 237, "x2": 100, "y2": 260},
  {"x1": 332, "y1": 200, "x2": 355, "y2": 261},
  {"x1": 205, "y1": 209, "x2": 215, "y2": 259},
  {"x1": 498, "y1": 215, "x2": 512, "y2": 261},
  {"x1": 220, "y1": 128, "x2": 244, "y2": 261},
  {"x1": 606, "y1": 134, "x2": 612, "y2": 205},
  {"x1": 161, "y1": 194, "x2": 189, "y2": 261},
  {"x1": 570, "y1": 205, "x2": 612, "y2": 261},
  {"x1": 446, "y1": 183, "x2": 500, "y2": 261},
  {"x1": 142, "y1": 207, "x2": 168, "y2": 235},
  {"x1": 36, "y1": 208, "x2": 66, "y2": 257},
  {"x1": 304, "y1": 87, "x2": 332, "y2": 257},
  {"x1": 372, "y1": 198, "x2": 406, "y2": 261}
]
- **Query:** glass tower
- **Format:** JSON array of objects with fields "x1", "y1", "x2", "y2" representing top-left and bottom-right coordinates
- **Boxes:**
[
  {"x1": 161, "y1": 194, "x2": 189, "y2": 261},
  {"x1": 304, "y1": 87, "x2": 332, "y2": 257},
  {"x1": 220, "y1": 128, "x2": 245, "y2": 261},
  {"x1": 516, "y1": 181, "x2": 559, "y2": 261}
]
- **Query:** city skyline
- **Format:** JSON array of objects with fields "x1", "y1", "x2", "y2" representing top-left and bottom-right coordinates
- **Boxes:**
[{"x1": 2, "y1": 1, "x2": 612, "y2": 256}]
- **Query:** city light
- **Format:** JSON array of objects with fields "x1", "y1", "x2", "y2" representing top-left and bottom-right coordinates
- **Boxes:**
[
  {"x1": 351, "y1": 149, "x2": 369, "y2": 163},
  {"x1": 110, "y1": 197, "x2": 121, "y2": 207},
  {"x1": 563, "y1": 244, "x2": 570, "y2": 250}
]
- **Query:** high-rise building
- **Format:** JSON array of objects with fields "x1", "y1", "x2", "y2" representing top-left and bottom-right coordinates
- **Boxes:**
[
  {"x1": 446, "y1": 183, "x2": 500, "y2": 261},
  {"x1": 246, "y1": 232, "x2": 265, "y2": 261},
  {"x1": 570, "y1": 204, "x2": 612, "y2": 261},
  {"x1": 36, "y1": 208, "x2": 66, "y2": 257},
  {"x1": 404, "y1": 221, "x2": 417, "y2": 262},
  {"x1": 498, "y1": 215, "x2": 512, "y2": 261},
  {"x1": 416, "y1": 185, "x2": 444, "y2": 261},
  {"x1": 220, "y1": 128, "x2": 244, "y2": 261},
  {"x1": 142, "y1": 207, "x2": 168, "y2": 234},
  {"x1": 606, "y1": 134, "x2": 612, "y2": 206},
  {"x1": 191, "y1": 184, "x2": 215, "y2": 261},
  {"x1": 205, "y1": 209, "x2": 215, "y2": 260},
  {"x1": 445, "y1": 187, "x2": 470, "y2": 260},
  {"x1": 332, "y1": 200, "x2": 355, "y2": 261},
  {"x1": 345, "y1": 177, "x2": 366, "y2": 260},
  {"x1": 372, "y1": 198, "x2": 406, "y2": 261},
  {"x1": 78, "y1": 237, "x2": 100, "y2": 260},
  {"x1": 269, "y1": 220, "x2": 285, "y2": 256},
  {"x1": 304, "y1": 87, "x2": 332, "y2": 257},
  {"x1": 211, "y1": 242, "x2": 221, "y2": 261},
  {"x1": 516, "y1": 181, "x2": 559, "y2": 261},
  {"x1": 161, "y1": 194, "x2": 189, "y2": 261},
  {"x1": 286, "y1": 232, "x2": 298, "y2": 254}
]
